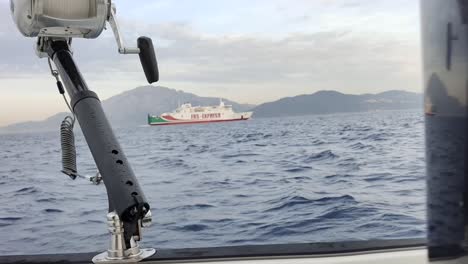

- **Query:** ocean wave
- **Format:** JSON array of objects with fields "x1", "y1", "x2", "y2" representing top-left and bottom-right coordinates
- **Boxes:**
[
  {"x1": 0, "y1": 217, "x2": 22, "y2": 221},
  {"x1": 80, "y1": 209, "x2": 102, "y2": 216},
  {"x1": 221, "y1": 153, "x2": 260, "y2": 159},
  {"x1": 324, "y1": 174, "x2": 353, "y2": 179},
  {"x1": 184, "y1": 144, "x2": 210, "y2": 153},
  {"x1": 317, "y1": 206, "x2": 377, "y2": 220},
  {"x1": 349, "y1": 142, "x2": 375, "y2": 150},
  {"x1": 153, "y1": 157, "x2": 191, "y2": 169},
  {"x1": 283, "y1": 166, "x2": 312, "y2": 173},
  {"x1": 174, "y1": 224, "x2": 210, "y2": 232},
  {"x1": 44, "y1": 209, "x2": 63, "y2": 213},
  {"x1": 362, "y1": 173, "x2": 392, "y2": 182},
  {"x1": 0, "y1": 109, "x2": 426, "y2": 254},
  {"x1": 302, "y1": 150, "x2": 338, "y2": 163},
  {"x1": 362, "y1": 132, "x2": 393, "y2": 141},
  {"x1": 15, "y1": 187, "x2": 38, "y2": 194},
  {"x1": 35, "y1": 198, "x2": 57, "y2": 203},
  {"x1": 311, "y1": 139, "x2": 326, "y2": 145},
  {"x1": 265, "y1": 195, "x2": 356, "y2": 212},
  {"x1": 170, "y1": 204, "x2": 215, "y2": 211}
]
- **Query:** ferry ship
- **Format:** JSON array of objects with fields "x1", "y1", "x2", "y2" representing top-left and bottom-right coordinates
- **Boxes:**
[{"x1": 148, "y1": 100, "x2": 253, "y2": 125}]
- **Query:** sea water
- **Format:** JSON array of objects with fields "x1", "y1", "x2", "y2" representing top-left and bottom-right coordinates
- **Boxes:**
[{"x1": 0, "y1": 109, "x2": 425, "y2": 254}]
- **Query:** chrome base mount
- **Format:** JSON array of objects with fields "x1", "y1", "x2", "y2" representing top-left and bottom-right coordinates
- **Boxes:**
[{"x1": 92, "y1": 211, "x2": 155, "y2": 263}]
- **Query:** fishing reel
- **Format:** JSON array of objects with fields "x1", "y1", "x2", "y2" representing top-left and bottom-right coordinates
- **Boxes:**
[{"x1": 10, "y1": 0, "x2": 159, "y2": 83}]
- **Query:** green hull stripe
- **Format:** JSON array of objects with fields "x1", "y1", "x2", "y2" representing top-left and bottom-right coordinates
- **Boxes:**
[{"x1": 148, "y1": 115, "x2": 168, "y2": 124}]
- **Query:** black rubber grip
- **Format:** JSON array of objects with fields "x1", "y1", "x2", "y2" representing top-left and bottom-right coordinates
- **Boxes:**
[{"x1": 137, "y1": 36, "x2": 159, "y2": 84}]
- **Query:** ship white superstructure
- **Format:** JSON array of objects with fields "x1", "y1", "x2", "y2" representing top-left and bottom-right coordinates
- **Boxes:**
[{"x1": 148, "y1": 100, "x2": 253, "y2": 125}]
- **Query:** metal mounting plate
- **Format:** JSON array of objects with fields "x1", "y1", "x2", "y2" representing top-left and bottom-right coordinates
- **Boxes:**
[{"x1": 92, "y1": 248, "x2": 156, "y2": 263}]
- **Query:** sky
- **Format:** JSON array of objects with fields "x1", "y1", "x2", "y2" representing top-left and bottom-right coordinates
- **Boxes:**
[{"x1": 0, "y1": 0, "x2": 421, "y2": 126}]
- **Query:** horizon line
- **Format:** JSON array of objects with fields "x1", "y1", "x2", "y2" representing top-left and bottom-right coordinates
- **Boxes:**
[{"x1": 0, "y1": 87, "x2": 421, "y2": 128}]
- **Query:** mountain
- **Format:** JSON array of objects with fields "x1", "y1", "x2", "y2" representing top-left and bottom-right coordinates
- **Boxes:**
[
  {"x1": 100, "y1": 86, "x2": 254, "y2": 127},
  {"x1": 0, "y1": 88, "x2": 422, "y2": 134},
  {"x1": 0, "y1": 112, "x2": 70, "y2": 134},
  {"x1": 0, "y1": 86, "x2": 254, "y2": 134},
  {"x1": 252, "y1": 90, "x2": 422, "y2": 118}
]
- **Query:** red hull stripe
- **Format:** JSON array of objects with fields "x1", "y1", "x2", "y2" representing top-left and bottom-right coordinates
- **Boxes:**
[
  {"x1": 149, "y1": 118, "x2": 249, "y2": 126},
  {"x1": 161, "y1": 115, "x2": 178, "y2": 121}
]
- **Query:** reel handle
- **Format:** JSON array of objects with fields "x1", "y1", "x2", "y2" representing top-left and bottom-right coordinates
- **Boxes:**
[{"x1": 137, "y1": 37, "x2": 159, "y2": 84}]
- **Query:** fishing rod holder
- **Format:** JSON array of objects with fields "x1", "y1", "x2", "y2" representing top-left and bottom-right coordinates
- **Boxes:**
[
  {"x1": 9, "y1": 0, "x2": 160, "y2": 261},
  {"x1": 41, "y1": 38, "x2": 155, "y2": 263},
  {"x1": 92, "y1": 212, "x2": 155, "y2": 263}
]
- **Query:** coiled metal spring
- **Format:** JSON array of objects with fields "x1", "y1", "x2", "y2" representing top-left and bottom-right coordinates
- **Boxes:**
[
  {"x1": 60, "y1": 115, "x2": 78, "y2": 179},
  {"x1": 49, "y1": 58, "x2": 102, "y2": 184}
]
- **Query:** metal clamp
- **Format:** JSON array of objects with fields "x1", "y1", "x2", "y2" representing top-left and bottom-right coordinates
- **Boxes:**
[{"x1": 92, "y1": 211, "x2": 155, "y2": 263}]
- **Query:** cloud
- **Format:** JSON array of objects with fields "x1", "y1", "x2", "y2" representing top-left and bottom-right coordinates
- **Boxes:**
[
  {"x1": 0, "y1": 0, "x2": 420, "y2": 84},
  {"x1": 66, "y1": 21, "x2": 421, "y2": 92},
  {"x1": 0, "y1": 0, "x2": 422, "y2": 125}
]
